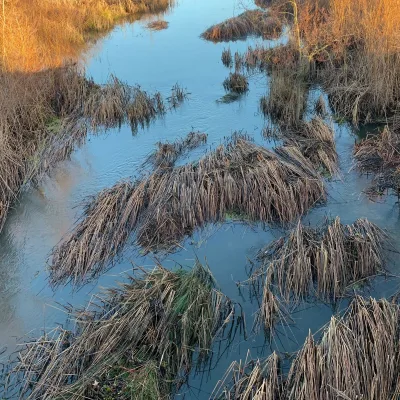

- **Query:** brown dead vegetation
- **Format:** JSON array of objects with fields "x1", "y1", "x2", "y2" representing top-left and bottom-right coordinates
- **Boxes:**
[
  {"x1": 0, "y1": 65, "x2": 186, "y2": 233},
  {"x1": 353, "y1": 127, "x2": 400, "y2": 197},
  {"x1": 5, "y1": 262, "x2": 239, "y2": 400},
  {"x1": 201, "y1": 10, "x2": 282, "y2": 42},
  {"x1": 213, "y1": 296, "x2": 400, "y2": 400},
  {"x1": 249, "y1": 217, "x2": 388, "y2": 331},
  {"x1": 222, "y1": 48, "x2": 233, "y2": 67},
  {"x1": 223, "y1": 72, "x2": 249, "y2": 94},
  {"x1": 49, "y1": 134, "x2": 326, "y2": 286},
  {"x1": 146, "y1": 20, "x2": 169, "y2": 30},
  {"x1": 145, "y1": 131, "x2": 208, "y2": 168}
]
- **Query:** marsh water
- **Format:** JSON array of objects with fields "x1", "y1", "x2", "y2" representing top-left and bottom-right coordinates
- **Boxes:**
[{"x1": 1, "y1": 0, "x2": 400, "y2": 397}]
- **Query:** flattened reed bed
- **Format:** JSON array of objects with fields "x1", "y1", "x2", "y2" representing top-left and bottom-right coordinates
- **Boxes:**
[
  {"x1": 265, "y1": 118, "x2": 338, "y2": 177},
  {"x1": 353, "y1": 127, "x2": 400, "y2": 197},
  {"x1": 201, "y1": 10, "x2": 282, "y2": 42},
  {"x1": 213, "y1": 296, "x2": 400, "y2": 400},
  {"x1": 248, "y1": 217, "x2": 389, "y2": 331},
  {"x1": 0, "y1": 65, "x2": 187, "y2": 233},
  {"x1": 223, "y1": 72, "x2": 249, "y2": 94},
  {"x1": 50, "y1": 135, "x2": 326, "y2": 286},
  {"x1": 5, "y1": 262, "x2": 239, "y2": 400},
  {"x1": 145, "y1": 131, "x2": 208, "y2": 168}
]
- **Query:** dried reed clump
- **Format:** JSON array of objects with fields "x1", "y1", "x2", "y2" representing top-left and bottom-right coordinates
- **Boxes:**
[
  {"x1": 168, "y1": 83, "x2": 188, "y2": 108},
  {"x1": 0, "y1": 65, "x2": 187, "y2": 233},
  {"x1": 223, "y1": 72, "x2": 249, "y2": 94},
  {"x1": 353, "y1": 127, "x2": 400, "y2": 197},
  {"x1": 214, "y1": 296, "x2": 400, "y2": 400},
  {"x1": 212, "y1": 352, "x2": 283, "y2": 400},
  {"x1": 6, "y1": 262, "x2": 238, "y2": 399},
  {"x1": 255, "y1": 0, "x2": 272, "y2": 9},
  {"x1": 50, "y1": 135, "x2": 325, "y2": 285},
  {"x1": 253, "y1": 217, "x2": 388, "y2": 306},
  {"x1": 222, "y1": 48, "x2": 233, "y2": 68},
  {"x1": 260, "y1": 68, "x2": 308, "y2": 127},
  {"x1": 145, "y1": 131, "x2": 208, "y2": 168},
  {"x1": 146, "y1": 20, "x2": 169, "y2": 30},
  {"x1": 282, "y1": 118, "x2": 338, "y2": 176},
  {"x1": 315, "y1": 94, "x2": 327, "y2": 116},
  {"x1": 201, "y1": 10, "x2": 282, "y2": 42}
]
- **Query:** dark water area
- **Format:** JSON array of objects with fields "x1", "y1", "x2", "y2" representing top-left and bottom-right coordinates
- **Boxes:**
[{"x1": 0, "y1": 0, "x2": 400, "y2": 398}]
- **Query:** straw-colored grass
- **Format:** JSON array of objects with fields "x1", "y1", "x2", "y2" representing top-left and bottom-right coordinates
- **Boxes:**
[
  {"x1": 222, "y1": 48, "x2": 233, "y2": 68},
  {"x1": 201, "y1": 10, "x2": 282, "y2": 42},
  {"x1": 213, "y1": 296, "x2": 400, "y2": 400},
  {"x1": 50, "y1": 134, "x2": 326, "y2": 286},
  {"x1": 1, "y1": 0, "x2": 174, "y2": 72},
  {"x1": 6, "y1": 262, "x2": 238, "y2": 399}
]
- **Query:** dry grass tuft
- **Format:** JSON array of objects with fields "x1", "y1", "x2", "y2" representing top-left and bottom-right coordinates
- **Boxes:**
[
  {"x1": 201, "y1": 10, "x2": 282, "y2": 42},
  {"x1": 223, "y1": 72, "x2": 249, "y2": 94},
  {"x1": 212, "y1": 351, "x2": 283, "y2": 399},
  {"x1": 49, "y1": 134, "x2": 326, "y2": 286},
  {"x1": 222, "y1": 48, "x2": 233, "y2": 68},
  {"x1": 146, "y1": 20, "x2": 169, "y2": 30},
  {"x1": 145, "y1": 131, "x2": 208, "y2": 168},
  {"x1": 252, "y1": 217, "x2": 388, "y2": 306},
  {"x1": 6, "y1": 262, "x2": 238, "y2": 399},
  {"x1": 214, "y1": 296, "x2": 400, "y2": 400},
  {"x1": 353, "y1": 127, "x2": 400, "y2": 197},
  {"x1": 260, "y1": 68, "x2": 308, "y2": 127}
]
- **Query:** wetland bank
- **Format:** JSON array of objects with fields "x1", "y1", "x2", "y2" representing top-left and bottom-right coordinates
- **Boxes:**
[{"x1": 1, "y1": 0, "x2": 400, "y2": 398}]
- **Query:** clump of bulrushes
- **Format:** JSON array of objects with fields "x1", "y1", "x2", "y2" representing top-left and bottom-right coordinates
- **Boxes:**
[
  {"x1": 49, "y1": 134, "x2": 326, "y2": 286},
  {"x1": 223, "y1": 72, "x2": 249, "y2": 94},
  {"x1": 5, "y1": 262, "x2": 239, "y2": 400},
  {"x1": 201, "y1": 10, "x2": 282, "y2": 42},
  {"x1": 145, "y1": 131, "x2": 208, "y2": 168},
  {"x1": 221, "y1": 48, "x2": 233, "y2": 67},
  {"x1": 249, "y1": 217, "x2": 388, "y2": 331},
  {"x1": 168, "y1": 83, "x2": 188, "y2": 108},
  {"x1": 213, "y1": 296, "x2": 400, "y2": 400},
  {"x1": 354, "y1": 127, "x2": 400, "y2": 197}
]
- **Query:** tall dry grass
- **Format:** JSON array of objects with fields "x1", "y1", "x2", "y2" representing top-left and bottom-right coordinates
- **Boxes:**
[{"x1": 0, "y1": 0, "x2": 173, "y2": 72}]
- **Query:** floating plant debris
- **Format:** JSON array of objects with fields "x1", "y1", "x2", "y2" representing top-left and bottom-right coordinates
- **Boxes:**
[
  {"x1": 50, "y1": 134, "x2": 325, "y2": 285},
  {"x1": 213, "y1": 296, "x2": 400, "y2": 400},
  {"x1": 5, "y1": 262, "x2": 239, "y2": 400},
  {"x1": 146, "y1": 20, "x2": 169, "y2": 30},
  {"x1": 201, "y1": 10, "x2": 282, "y2": 42}
]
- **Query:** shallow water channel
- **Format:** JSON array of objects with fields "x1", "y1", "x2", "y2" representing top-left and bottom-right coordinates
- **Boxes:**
[{"x1": 1, "y1": 0, "x2": 400, "y2": 397}]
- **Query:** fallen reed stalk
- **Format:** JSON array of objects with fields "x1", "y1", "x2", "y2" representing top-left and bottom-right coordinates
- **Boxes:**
[
  {"x1": 5, "y1": 262, "x2": 239, "y2": 400},
  {"x1": 213, "y1": 296, "x2": 400, "y2": 400},
  {"x1": 353, "y1": 127, "x2": 400, "y2": 197},
  {"x1": 201, "y1": 10, "x2": 282, "y2": 42},
  {"x1": 145, "y1": 131, "x2": 208, "y2": 168},
  {"x1": 50, "y1": 134, "x2": 326, "y2": 286}
]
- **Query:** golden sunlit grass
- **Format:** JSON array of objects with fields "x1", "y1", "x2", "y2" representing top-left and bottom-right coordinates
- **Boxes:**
[{"x1": 1, "y1": 0, "x2": 172, "y2": 71}]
